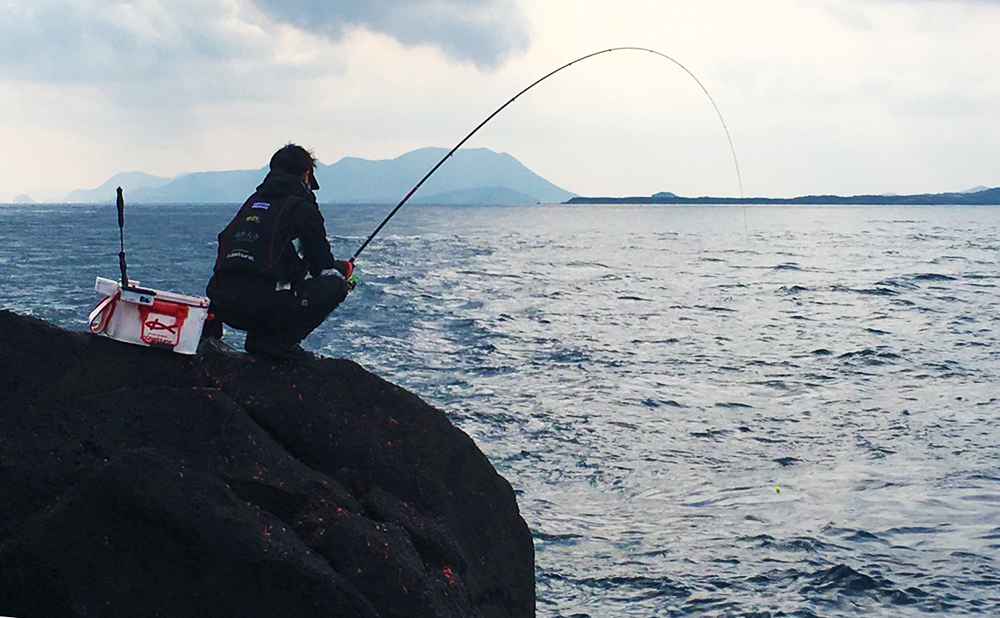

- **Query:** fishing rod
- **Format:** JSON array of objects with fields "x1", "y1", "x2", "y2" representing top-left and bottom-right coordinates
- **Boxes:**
[{"x1": 351, "y1": 46, "x2": 744, "y2": 262}]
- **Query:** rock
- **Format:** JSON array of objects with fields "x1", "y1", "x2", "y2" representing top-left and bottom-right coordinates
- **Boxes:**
[{"x1": 0, "y1": 311, "x2": 534, "y2": 618}]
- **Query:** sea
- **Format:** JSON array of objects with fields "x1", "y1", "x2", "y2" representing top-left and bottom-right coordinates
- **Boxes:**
[{"x1": 2, "y1": 202, "x2": 999, "y2": 617}]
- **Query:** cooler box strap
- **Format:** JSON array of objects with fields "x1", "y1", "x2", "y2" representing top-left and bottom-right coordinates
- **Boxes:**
[{"x1": 88, "y1": 293, "x2": 119, "y2": 334}]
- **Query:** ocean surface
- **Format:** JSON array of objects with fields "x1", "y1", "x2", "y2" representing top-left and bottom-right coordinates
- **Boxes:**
[{"x1": 2, "y1": 202, "x2": 999, "y2": 617}]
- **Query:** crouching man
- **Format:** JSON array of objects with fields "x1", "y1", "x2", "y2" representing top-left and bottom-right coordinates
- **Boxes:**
[{"x1": 206, "y1": 143, "x2": 354, "y2": 360}]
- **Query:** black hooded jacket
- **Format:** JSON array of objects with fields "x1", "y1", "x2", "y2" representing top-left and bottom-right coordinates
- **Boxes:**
[{"x1": 214, "y1": 169, "x2": 336, "y2": 283}]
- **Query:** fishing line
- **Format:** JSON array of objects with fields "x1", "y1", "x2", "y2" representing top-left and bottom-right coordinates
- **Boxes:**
[{"x1": 352, "y1": 46, "x2": 745, "y2": 262}]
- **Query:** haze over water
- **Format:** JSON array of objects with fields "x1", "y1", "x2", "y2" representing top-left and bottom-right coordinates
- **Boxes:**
[{"x1": 2, "y1": 202, "x2": 999, "y2": 616}]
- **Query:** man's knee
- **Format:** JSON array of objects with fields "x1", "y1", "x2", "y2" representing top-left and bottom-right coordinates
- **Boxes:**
[{"x1": 295, "y1": 275, "x2": 348, "y2": 310}]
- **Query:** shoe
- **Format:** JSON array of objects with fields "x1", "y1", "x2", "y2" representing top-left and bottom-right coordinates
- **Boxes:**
[
  {"x1": 200, "y1": 308, "x2": 224, "y2": 340},
  {"x1": 244, "y1": 332, "x2": 314, "y2": 361}
]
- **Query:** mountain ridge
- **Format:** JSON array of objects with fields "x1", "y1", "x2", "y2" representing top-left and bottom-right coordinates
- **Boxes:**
[
  {"x1": 62, "y1": 147, "x2": 575, "y2": 206},
  {"x1": 64, "y1": 171, "x2": 176, "y2": 202}
]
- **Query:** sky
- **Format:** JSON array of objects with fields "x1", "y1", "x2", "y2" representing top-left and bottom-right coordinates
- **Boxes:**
[{"x1": 2, "y1": 0, "x2": 999, "y2": 201}]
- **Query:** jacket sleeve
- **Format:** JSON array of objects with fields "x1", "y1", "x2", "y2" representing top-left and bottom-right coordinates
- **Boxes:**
[{"x1": 295, "y1": 201, "x2": 337, "y2": 276}]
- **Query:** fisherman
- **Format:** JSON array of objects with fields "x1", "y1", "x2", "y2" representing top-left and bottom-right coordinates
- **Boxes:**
[{"x1": 206, "y1": 143, "x2": 354, "y2": 360}]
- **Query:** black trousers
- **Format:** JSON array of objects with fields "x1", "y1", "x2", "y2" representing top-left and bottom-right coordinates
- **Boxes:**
[{"x1": 206, "y1": 270, "x2": 348, "y2": 343}]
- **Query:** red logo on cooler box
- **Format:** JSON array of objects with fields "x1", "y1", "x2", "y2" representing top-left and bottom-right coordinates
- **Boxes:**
[{"x1": 138, "y1": 301, "x2": 190, "y2": 348}]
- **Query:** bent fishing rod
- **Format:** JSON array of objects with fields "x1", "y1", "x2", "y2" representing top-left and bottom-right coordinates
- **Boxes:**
[{"x1": 351, "y1": 46, "x2": 744, "y2": 263}]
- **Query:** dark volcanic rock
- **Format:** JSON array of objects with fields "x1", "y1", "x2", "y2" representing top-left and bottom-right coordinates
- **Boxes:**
[{"x1": 0, "y1": 311, "x2": 534, "y2": 618}]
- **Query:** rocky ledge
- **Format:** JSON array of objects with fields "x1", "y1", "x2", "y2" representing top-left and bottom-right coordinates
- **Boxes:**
[{"x1": 0, "y1": 311, "x2": 534, "y2": 618}]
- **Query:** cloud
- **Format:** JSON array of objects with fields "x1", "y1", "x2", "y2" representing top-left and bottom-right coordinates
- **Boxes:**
[
  {"x1": 0, "y1": 0, "x2": 265, "y2": 85},
  {"x1": 0, "y1": 0, "x2": 530, "y2": 90},
  {"x1": 246, "y1": 0, "x2": 530, "y2": 68}
]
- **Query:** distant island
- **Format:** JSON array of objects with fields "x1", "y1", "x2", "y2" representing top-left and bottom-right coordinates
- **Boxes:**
[
  {"x1": 567, "y1": 187, "x2": 1000, "y2": 206},
  {"x1": 9, "y1": 148, "x2": 999, "y2": 206},
  {"x1": 60, "y1": 147, "x2": 576, "y2": 206}
]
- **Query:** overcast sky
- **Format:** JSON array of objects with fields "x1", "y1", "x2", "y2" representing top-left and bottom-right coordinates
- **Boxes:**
[{"x1": 2, "y1": 0, "x2": 999, "y2": 201}]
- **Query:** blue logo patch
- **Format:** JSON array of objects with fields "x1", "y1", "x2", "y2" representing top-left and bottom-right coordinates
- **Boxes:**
[{"x1": 251, "y1": 202, "x2": 270, "y2": 210}]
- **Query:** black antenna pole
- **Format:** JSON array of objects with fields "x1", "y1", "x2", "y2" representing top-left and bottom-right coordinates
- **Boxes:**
[{"x1": 117, "y1": 187, "x2": 128, "y2": 288}]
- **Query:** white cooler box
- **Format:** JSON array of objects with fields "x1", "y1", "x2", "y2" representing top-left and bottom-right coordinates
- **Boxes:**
[{"x1": 89, "y1": 276, "x2": 211, "y2": 355}]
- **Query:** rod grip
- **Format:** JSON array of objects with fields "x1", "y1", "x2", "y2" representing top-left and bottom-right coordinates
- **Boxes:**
[{"x1": 119, "y1": 251, "x2": 128, "y2": 287}]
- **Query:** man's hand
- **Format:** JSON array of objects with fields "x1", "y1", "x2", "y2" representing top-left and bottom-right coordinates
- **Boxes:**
[
  {"x1": 320, "y1": 260, "x2": 358, "y2": 290},
  {"x1": 333, "y1": 259, "x2": 354, "y2": 279}
]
